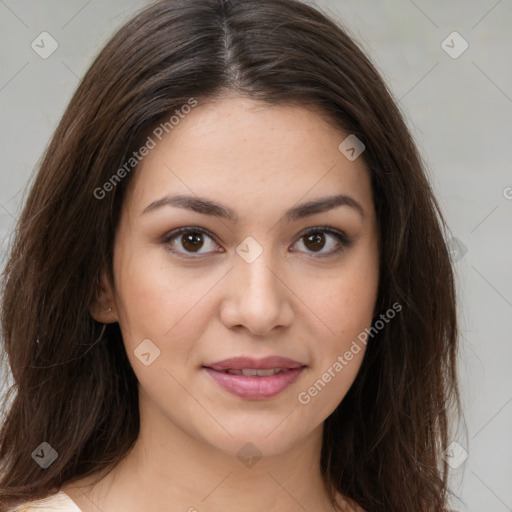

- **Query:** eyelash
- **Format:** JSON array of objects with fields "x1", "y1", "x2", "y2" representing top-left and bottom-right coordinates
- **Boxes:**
[{"x1": 161, "y1": 226, "x2": 352, "y2": 260}]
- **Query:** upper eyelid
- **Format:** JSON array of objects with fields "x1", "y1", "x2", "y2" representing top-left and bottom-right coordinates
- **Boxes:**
[
  {"x1": 163, "y1": 226, "x2": 218, "y2": 244},
  {"x1": 164, "y1": 225, "x2": 346, "y2": 240},
  {"x1": 164, "y1": 225, "x2": 349, "y2": 253}
]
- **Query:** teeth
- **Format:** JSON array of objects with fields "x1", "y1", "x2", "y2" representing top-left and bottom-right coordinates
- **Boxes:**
[{"x1": 225, "y1": 368, "x2": 285, "y2": 376}]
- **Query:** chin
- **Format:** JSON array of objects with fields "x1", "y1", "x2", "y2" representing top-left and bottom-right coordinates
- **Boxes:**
[{"x1": 190, "y1": 411, "x2": 320, "y2": 461}]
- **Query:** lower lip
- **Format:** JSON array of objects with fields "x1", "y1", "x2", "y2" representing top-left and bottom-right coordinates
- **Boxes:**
[{"x1": 203, "y1": 367, "x2": 305, "y2": 400}]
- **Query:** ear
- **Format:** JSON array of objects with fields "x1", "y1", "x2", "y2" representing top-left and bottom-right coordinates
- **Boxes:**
[{"x1": 89, "y1": 268, "x2": 118, "y2": 323}]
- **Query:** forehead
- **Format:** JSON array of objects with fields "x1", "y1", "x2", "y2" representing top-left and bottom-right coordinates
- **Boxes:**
[{"x1": 124, "y1": 96, "x2": 373, "y2": 220}]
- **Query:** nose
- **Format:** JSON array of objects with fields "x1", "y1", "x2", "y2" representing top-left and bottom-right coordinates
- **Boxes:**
[{"x1": 219, "y1": 251, "x2": 294, "y2": 337}]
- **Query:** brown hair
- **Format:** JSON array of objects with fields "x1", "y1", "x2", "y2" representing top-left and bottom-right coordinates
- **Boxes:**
[{"x1": 0, "y1": 0, "x2": 460, "y2": 510}]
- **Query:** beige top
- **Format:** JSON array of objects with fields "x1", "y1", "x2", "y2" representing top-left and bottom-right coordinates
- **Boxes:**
[
  {"x1": 8, "y1": 491, "x2": 82, "y2": 512},
  {"x1": 7, "y1": 490, "x2": 459, "y2": 511}
]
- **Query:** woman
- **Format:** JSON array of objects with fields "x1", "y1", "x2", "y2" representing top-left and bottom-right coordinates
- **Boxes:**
[{"x1": 0, "y1": 0, "x2": 460, "y2": 510}]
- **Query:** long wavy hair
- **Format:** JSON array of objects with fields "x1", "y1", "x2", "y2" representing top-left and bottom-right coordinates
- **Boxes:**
[{"x1": 0, "y1": 0, "x2": 460, "y2": 510}]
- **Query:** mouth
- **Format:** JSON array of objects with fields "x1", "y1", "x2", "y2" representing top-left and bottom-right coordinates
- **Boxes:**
[
  {"x1": 202, "y1": 356, "x2": 307, "y2": 400},
  {"x1": 220, "y1": 368, "x2": 289, "y2": 376}
]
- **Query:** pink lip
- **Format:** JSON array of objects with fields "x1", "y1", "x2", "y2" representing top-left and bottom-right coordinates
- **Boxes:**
[
  {"x1": 203, "y1": 356, "x2": 306, "y2": 400},
  {"x1": 205, "y1": 356, "x2": 304, "y2": 371}
]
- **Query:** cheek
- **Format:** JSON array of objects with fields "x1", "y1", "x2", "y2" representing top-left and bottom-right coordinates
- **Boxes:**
[
  {"x1": 305, "y1": 253, "x2": 378, "y2": 342},
  {"x1": 297, "y1": 242, "x2": 378, "y2": 409},
  {"x1": 294, "y1": 271, "x2": 377, "y2": 418},
  {"x1": 112, "y1": 246, "x2": 219, "y2": 351}
]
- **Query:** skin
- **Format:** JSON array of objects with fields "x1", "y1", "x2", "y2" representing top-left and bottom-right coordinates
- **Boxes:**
[{"x1": 63, "y1": 94, "x2": 378, "y2": 512}]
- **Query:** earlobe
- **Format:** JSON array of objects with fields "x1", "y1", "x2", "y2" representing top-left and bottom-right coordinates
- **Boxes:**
[{"x1": 89, "y1": 269, "x2": 118, "y2": 323}]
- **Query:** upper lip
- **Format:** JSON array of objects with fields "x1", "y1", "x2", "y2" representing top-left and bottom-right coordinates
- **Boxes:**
[{"x1": 203, "y1": 356, "x2": 306, "y2": 371}]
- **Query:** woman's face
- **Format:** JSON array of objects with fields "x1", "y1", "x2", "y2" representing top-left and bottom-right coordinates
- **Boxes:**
[{"x1": 105, "y1": 95, "x2": 379, "y2": 458}]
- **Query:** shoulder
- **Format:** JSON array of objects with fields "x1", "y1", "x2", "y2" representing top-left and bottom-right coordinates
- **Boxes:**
[{"x1": 7, "y1": 491, "x2": 82, "y2": 512}]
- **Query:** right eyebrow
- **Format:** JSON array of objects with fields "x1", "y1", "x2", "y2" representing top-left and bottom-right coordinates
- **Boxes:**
[{"x1": 141, "y1": 193, "x2": 365, "y2": 222}]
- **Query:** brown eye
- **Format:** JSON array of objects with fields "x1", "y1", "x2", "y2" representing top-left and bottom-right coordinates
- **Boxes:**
[
  {"x1": 292, "y1": 227, "x2": 351, "y2": 257},
  {"x1": 163, "y1": 227, "x2": 221, "y2": 258},
  {"x1": 181, "y1": 232, "x2": 205, "y2": 252},
  {"x1": 303, "y1": 232, "x2": 326, "y2": 252}
]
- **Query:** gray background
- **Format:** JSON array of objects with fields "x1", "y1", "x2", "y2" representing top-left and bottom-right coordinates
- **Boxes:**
[{"x1": 0, "y1": 0, "x2": 511, "y2": 510}]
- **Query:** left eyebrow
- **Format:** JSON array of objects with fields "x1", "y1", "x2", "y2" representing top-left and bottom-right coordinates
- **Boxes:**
[
  {"x1": 142, "y1": 194, "x2": 237, "y2": 221},
  {"x1": 141, "y1": 193, "x2": 365, "y2": 222},
  {"x1": 285, "y1": 194, "x2": 365, "y2": 221}
]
